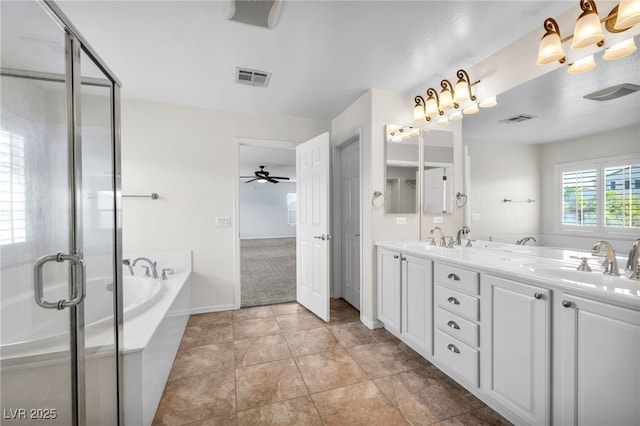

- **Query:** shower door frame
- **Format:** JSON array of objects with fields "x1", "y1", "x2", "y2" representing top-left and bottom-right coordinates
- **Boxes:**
[{"x1": 40, "y1": 1, "x2": 124, "y2": 424}]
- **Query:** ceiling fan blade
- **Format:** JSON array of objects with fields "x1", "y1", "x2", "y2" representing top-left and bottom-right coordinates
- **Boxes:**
[
  {"x1": 270, "y1": 176, "x2": 290, "y2": 180},
  {"x1": 267, "y1": 177, "x2": 279, "y2": 183},
  {"x1": 244, "y1": 178, "x2": 257, "y2": 183},
  {"x1": 240, "y1": 176, "x2": 255, "y2": 178}
]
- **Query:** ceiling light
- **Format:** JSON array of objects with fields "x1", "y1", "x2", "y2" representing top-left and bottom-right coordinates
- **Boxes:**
[
  {"x1": 615, "y1": 0, "x2": 640, "y2": 29},
  {"x1": 479, "y1": 96, "x2": 497, "y2": 108},
  {"x1": 463, "y1": 103, "x2": 479, "y2": 115},
  {"x1": 572, "y1": 0, "x2": 605, "y2": 49},
  {"x1": 537, "y1": 18, "x2": 566, "y2": 64},
  {"x1": 603, "y1": 37, "x2": 637, "y2": 59},
  {"x1": 567, "y1": 54, "x2": 597, "y2": 73},
  {"x1": 439, "y1": 80, "x2": 456, "y2": 111}
]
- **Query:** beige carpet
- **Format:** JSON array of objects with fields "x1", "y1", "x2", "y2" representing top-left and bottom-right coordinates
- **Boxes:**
[{"x1": 240, "y1": 238, "x2": 296, "y2": 307}]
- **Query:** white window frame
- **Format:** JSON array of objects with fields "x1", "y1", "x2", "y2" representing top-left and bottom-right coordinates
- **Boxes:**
[
  {"x1": 286, "y1": 192, "x2": 296, "y2": 227},
  {"x1": 555, "y1": 153, "x2": 640, "y2": 237}
]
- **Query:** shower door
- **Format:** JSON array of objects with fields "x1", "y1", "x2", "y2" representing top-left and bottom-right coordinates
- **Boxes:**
[{"x1": 0, "y1": 1, "x2": 122, "y2": 425}]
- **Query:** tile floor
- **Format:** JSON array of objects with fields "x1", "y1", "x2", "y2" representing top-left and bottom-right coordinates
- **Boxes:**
[{"x1": 153, "y1": 299, "x2": 512, "y2": 426}]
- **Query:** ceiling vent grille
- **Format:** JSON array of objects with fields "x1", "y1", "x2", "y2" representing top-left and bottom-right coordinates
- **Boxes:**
[
  {"x1": 583, "y1": 83, "x2": 640, "y2": 101},
  {"x1": 236, "y1": 68, "x2": 271, "y2": 88},
  {"x1": 499, "y1": 114, "x2": 537, "y2": 124}
]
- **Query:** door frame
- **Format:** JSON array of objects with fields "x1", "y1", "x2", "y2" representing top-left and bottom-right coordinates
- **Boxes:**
[
  {"x1": 331, "y1": 128, "x2": 363, "y2": 310},
  {"x1": 233, "y1": 138, "x2": 298, "y2": 309}
]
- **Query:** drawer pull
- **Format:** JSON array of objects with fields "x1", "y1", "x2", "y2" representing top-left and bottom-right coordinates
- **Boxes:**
[
  {"x1": 534, "y1": 292, "x2": 544, "y2": 300},
  {"x1": 562, "y1": 300, "x2": 572, "y2": 308},
  {"x1": 447, "y1": 343, "x2": 460, "y2": 354},
  {"x1": 447, "y1": 273, "x2": 460, "y2": 281},
  {"x1": 447, "y1": 297, "x2": 460, "y2": 305},
  {"x1": 447, "y1": 320, "x2": 460, "y2": 330}
]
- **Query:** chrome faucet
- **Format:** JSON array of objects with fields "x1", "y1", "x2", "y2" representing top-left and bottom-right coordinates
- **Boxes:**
[
  {"x1": 430, "y1": 226, "x2": 445, "y2": 247},
  {"x1": 456, "y1": 226, "x2": 471, "y2": 246},
  {"x1": 132, "y1": 257, "x2": 159, "y2": 279},
  {"x1": 591, "y1": 240, "x2": 620, "y2": 276},
  {"x1": 626, "y1": 238, "x2": 640, "y2": 280},
  {"x1": 122, "y1": 258, "x2": 134, "y2": 275},
  {"x1": 516, "y1": 236, "x2": 537, "y2": 245}
]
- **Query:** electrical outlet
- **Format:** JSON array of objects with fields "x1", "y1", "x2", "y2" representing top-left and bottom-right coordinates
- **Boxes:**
[
  {"x1": 433, "y1": 216, "x2": 443, "y2": 223},
  {"x1": 472, "y1": 213, "x2": 480, "y2": 221},
  {"x1": 396, "y1": 217, "x2": 407, "y2": 225},
  {"x1": 215, "y1": 217, "x2": 231, "y2": 227}
]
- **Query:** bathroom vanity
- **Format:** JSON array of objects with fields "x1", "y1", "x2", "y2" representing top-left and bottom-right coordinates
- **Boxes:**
[{"x1": 376, "y1": 241, "x2": 640, "y2": 426}]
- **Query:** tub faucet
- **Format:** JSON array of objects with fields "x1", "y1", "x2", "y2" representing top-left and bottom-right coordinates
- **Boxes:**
[
  {"x1": 430, "y1": 226, "x2": 445, "y2": 247},
  {"x1": 516, "y1": 236, "x2": 536, "y2": 245},
  {"x1": 456, "y1": 226, "x2": 471, "y2": 246},
  {"x1": 132, "y1": 257, "x2": 159, "y2": 279},
  {"x1": 626, "y1": 238, "x2": 640, "y2": 280},
  {"x1": 122, "y1": 258, "x2": 134, "y2": 275},
  {"x1": 591, "y1": 240, "x2": 620, "y2": 276}
]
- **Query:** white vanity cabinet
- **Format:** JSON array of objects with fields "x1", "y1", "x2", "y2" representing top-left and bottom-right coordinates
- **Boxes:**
[
  {"x1": 433, "y1": 263, "x2": 480, "y2": 387},
  {"x1": 555, "y1": 293, "x2": 640, "y2": 426},
  {"x1": 376, "y1": 248, "x2": 433, "y2": 356},
  {"x1": 481, "y1": 275, "x2": 550, "y2": 426}
]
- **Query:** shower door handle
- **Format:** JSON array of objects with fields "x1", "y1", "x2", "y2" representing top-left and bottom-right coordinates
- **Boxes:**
[{"x1": 33, "y1": 252, "x2": 86, "y2": 310}]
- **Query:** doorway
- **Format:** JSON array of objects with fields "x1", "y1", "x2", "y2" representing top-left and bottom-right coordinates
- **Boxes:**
[
  {"x1": 333, "y1": 134, "x2": 362, "y2": 311},
  {"x1": 235, "y1": 140, "x2": 298, "y2": 308}
]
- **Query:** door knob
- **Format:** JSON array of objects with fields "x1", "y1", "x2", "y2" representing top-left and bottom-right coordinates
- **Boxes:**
[{"x1": 313, "y1": 234, "x2": 326, "y2": 241}]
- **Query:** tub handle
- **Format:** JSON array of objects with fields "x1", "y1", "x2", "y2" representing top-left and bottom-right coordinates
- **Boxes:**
[{"x1": 33, "y1": 252, "x2": 86, "y2": 310}]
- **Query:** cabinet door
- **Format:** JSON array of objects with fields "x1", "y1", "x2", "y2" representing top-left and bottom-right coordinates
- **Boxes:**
[
  {"x1": 376, "y1": 248, "x2": 401, "y2": 335},
  {"x1": 481, "y1": 275, "x2": 550, "y2": 426},
  {"x1": 556, "y1": 294, "x2": 640, "y2": 426},
  {"x1": 402, "y1": 254, "x2": 433, "y2": 357}
]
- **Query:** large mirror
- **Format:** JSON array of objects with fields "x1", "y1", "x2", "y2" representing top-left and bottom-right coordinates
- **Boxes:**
[
  {"x1": 385, "y1": 124, "x2": 420, "y2": 214},
  {"x1": 462, "y1": 41, "x2": 640, "y2": 248},
  {"x1": 423, "y1": 130, "x2": 454, "y2": 214}
]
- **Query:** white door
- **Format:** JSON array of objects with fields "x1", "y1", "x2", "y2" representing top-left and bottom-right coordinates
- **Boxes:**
[
  {"x1": 296, "y1": 132, "x2": 331, "y2": 321},
  {"x1": 340, "y1": 141, "x2": 360, "y2": 309}
]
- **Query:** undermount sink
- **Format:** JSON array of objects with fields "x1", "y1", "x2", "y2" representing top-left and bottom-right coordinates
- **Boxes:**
[{"x1": 534, "y1": 267, "x2": 630, "y2": 287}]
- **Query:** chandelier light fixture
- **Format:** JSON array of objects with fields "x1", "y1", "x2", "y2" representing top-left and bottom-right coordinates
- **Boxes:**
[
  {"x1": 536, "y1": 0, "x2": 640, "y2": 74},
  {"x1": 412, "y1": 69, "x2": 496, "y2": 124}
]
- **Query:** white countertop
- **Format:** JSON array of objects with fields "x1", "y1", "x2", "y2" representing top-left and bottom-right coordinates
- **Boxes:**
[{"x1": 376, "y1": 240, "x2": 640, "y2": 309}]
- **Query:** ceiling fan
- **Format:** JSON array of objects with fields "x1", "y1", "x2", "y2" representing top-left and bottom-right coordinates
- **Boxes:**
[{"x1": 241, "y1": 165, "x2": 290, "y2": 184}]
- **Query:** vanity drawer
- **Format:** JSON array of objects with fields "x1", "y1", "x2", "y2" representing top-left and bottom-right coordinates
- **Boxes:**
[
  {"x1": 434, "y1": 329, "x2": 479, "y2": 387},
  {"x1": 434, "y1": 263, "x2": 479, "y2": 295},
  {"x1": 435, "y1": 284, "x2": 479, "y2": 321},
  {"x1": 435, "y1": 307, "x2": 479, "y2": 347}
]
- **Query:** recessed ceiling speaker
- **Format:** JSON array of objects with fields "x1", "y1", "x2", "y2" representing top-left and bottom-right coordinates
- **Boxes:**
[{"x1": 228, "y1": 0, "x2": 283, "y2": 29}]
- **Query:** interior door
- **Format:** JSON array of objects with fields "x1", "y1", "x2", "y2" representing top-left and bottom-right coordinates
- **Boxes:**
[
  {"x1": 340, "y1": 140, "x2": 360, "y2": 309},
  {"x1": 296, "y1": 132, "x2": 331, "y2": 321}
]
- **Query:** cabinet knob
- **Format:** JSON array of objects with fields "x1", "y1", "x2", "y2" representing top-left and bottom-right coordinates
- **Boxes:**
[
  {"x1": 447, "y1": 343, "x2": 460, "y2": 354},
  {"x1": 534, "y1": 292, "x2": 544, "y2": 300},
  {"x1": 447, "y1": 297, "x2": 460, "y2": 305},
  {"x1": 562, "y1": 300, "x2": 572, "y2": 308},
  {"x1": 393, "y1": 255, "x2": 399, "y2": 259},
  {"x1": 401, "y1": 257, "x2": 407, "y2": 261},
  {"x1": 447, "y1": 320, "x2": 460, "y2": 330},
  {"x1": 447, "y1": 273, "x2": 460, "y2": 281}
]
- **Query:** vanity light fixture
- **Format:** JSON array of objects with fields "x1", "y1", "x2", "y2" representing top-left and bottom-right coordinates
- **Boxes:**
[
  {"x1": 412, "y1": 69, "x2": 488, "y2": 123},
  {"x1": 603, "y1": 37, "x2": 637, "y2": 58},
  {"x1": 479, "y1": 96, "x2": 498, "y2": 108},
  {"x1": 537, "y1": 0, "x2": 640, "y2": 73}
]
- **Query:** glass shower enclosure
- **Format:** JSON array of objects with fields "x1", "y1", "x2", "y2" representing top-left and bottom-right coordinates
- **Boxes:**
[{"x1": 1, "y1": 1, "x2": 123, "y2": 424}]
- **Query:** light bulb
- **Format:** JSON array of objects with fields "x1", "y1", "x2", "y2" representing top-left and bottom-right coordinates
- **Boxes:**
[
  {"x1": 439, "y1": 88, "x2": 454, "y2": 111},
  {"x1": 568, "y1": 55, "x2": 596, "y2": 74},
  {"x1": 572, "y1": 10, "x2": 604, "y2": 49},
  {"x1": 602, "y1": 38, "x2": 637, "y2": 60},
  {"x1": 479, "y1": 96, "x2": 497, "y2": 108}
]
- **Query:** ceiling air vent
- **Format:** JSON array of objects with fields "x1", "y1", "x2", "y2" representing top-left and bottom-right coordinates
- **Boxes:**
[
  {"x1": 583, "y1": 83, "x2": 640, "y2": 101},
  {"x1": 236, "y1": 67, "x2": 271, "y2": 88},
  {"x1": 499, "y1": 114, "x2": 537, "y2": 124}
]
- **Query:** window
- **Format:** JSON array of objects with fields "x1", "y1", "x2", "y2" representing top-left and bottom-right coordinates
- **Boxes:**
[
  {"x1": 0, "y1": 130, "x2": 26, "y2": 245},
  {"x1": 287, "y1": 193, "x2": 297, "y2": 226},
  {"x1": 557, "y1": 154, "x2": 639, "y2": 234}
]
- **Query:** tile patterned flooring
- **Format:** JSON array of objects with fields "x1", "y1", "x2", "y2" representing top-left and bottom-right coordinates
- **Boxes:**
[{"x1": 153, "y1": 299, "x2": 512, "y2": 426}]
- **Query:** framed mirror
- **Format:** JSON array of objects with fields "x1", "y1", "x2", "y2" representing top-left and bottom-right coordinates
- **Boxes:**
[
  {"x1": 384, "y1": 124, "x2": 420, "y2": 214},
  {"x1": 423, "y1": 130, "x2": 454, "y2": 214}
]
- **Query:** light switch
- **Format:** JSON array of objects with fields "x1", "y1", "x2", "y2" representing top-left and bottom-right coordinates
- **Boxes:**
[
  {"x1": 396, "y1": 217, "x2": 406, "y2": 225},
  {"x1": 433, "y1": 216, "x2": 443, "y2": 223},
  {"x1": 215, "y1": 217, "x2": 231, "y2": 227},
  {"x1": 472, "y1": 213, "x2": 480, "y2": 221}
]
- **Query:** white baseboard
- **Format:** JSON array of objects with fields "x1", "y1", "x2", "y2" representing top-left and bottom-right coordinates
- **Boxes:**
[
  {"x1": 191, "y1": 304, "x2": 237, "y2": 315},
  {"x1": 359, "y1": 315, "x2": 384, "y2": 330},
  {"x1": 239, "y1": 235, "x2": 296, "y2": 240}
]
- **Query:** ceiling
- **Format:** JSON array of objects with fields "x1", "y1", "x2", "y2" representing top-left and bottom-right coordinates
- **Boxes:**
[{"x1": 55, "y1": 0, "x2": 574, "y2": 121}]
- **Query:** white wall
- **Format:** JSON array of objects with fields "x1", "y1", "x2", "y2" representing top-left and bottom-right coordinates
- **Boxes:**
[
  {"x1": 239, "y1": 180, "x2": 296, "y2": 239},
  {"x1": 121, "y1": 99, "x2": 329, "y2": 312},
  {"x1": 465, "y1": 138, "x2": 540, "y2": 242}
]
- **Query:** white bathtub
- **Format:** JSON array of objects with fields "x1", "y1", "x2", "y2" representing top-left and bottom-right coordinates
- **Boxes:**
[{"x1": 0, "y1": 250, "x2": 192, "y2": 426}]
